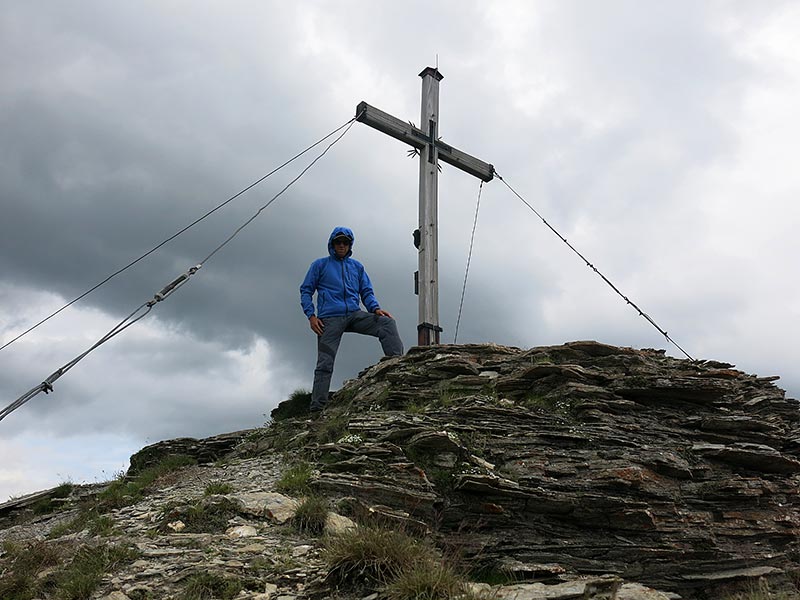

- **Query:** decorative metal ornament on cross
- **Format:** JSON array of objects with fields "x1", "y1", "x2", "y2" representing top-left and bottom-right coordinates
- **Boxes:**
[{"x1": 355, "y1": 67, "x2": 495, "y2": 346}]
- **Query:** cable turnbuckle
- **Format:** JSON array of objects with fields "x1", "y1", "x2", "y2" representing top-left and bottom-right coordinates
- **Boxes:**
[{"x1": 152, "y1": 265, "x2": 202, "y2": 303}]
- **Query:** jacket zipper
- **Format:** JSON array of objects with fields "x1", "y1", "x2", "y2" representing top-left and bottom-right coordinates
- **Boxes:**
[{"x1": 341, "y1": 260, "x2": 348, "y2": 316}]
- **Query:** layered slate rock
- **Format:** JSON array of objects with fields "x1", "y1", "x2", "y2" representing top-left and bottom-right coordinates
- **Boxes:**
[
  {"x1": 127, "y1": 430, "x2": 250, "y2": 475},
  {"x1": 276, "y1": 341, "x2": 800, "y2": 597},
  {"x1": 5, "y1": 340, "x2": 797, "y2": 599}
]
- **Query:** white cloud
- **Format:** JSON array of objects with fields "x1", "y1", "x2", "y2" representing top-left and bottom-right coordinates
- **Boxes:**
[
  {"x1": 1, "y1": 283, "x2": 304, "y2": 496},
  {"x1": 0, "y1": 432, "x2": 135, "y2": 502}
]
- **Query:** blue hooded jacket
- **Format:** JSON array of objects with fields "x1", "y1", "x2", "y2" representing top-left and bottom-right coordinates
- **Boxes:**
[{"x1": 300, "y1": 226, "x2": 380, "y2": 319}]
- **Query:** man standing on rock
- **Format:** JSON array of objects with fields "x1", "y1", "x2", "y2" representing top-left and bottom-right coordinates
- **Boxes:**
[{"x1": 300, "y1": 226, "x2": 404, "y2": 411}]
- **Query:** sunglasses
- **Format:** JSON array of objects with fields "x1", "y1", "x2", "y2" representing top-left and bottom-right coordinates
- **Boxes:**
[{"x1": 333, "y1": 239, "x2": 351, "y2": 245}]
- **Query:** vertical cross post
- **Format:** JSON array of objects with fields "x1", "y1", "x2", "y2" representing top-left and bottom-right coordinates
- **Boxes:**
[
  {"x1": 355, "y1": 67, "x2": 494, "y2": 347},
  {"x1": 417, "y1": 67, "x2": 444, "y2": 346}
]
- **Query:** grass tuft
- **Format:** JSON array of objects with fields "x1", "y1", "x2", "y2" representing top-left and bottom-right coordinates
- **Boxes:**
[
  {"x1": 52, "y1": 482, "x2": 74, "y2": 499},
  {"x1": 315, "y1": 412, "x2": 350, "y2": 444},
  {"x1": 204, "y1": 481, "x2": 234, "y2": 496},
  {"x1": 160, "y1": 497, "x2": 239, "y2": 534},
  {"x1": 324, "y1": 526, "x2": 488, "y2": 599},
  {"x1": 48, "y1": 504, "x2": 115, "y2": 539},
  {"x1": 87, "y1": 515, "x2": 115, "y2": 537},
  {"x1": 0, "y1": 540, "x2": 138, "y2": 600},
  {"x1": 324, "y1": 527, "x2": 433, "y2": 584},
  {"x1": 180, "y1": 572, "x2": 242, "y2": 600},
  {"x1": 276, "y1": 461, "x2": 313, "y2": 495},
  {"x1": 292, "y1": 496, "x2": 329, "y2": 534},
  {"x1": 722, "y1": 578, "x2": 800, "y2": 600},
  {"x1": 270, "y1": 388, "x2": 312, "y2": 421},
  {"x1": 384, "y1": 560, "x2": 478, "y2": 600},
  {"x1": 58, "y1": 543, "x2": 140, "y2": 600},
  {"x1": 32, "y1": 498, "x2": 57, "y2": 515},
  {"x1": 405, "y1": 401, "x2": 427, "y2": 414},
  {"x1": 98, "y1": 454, "x2": 196, "y2": 509},
  {"x1": 522, "y1": 393, "x2": 576, "y2": 419},
  {"x1": 0, "y1": 540, "x2": 63, "y2": 599}
]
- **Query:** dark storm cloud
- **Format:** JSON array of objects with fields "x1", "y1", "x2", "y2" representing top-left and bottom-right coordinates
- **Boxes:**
[{"x1": 2, "y1": 1, "x2": 799, "y2": 500}]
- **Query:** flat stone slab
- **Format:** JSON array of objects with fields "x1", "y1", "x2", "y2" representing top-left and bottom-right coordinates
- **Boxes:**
[
  {"x1": 233, "y1": 492, "x2": 299, "y2": 523},
  {"x1": 226, "y1": 525, "x2": 258, "y2": 538},
  {"x1": 493, "y1": 576, "x2": 621, "y2": 599}
]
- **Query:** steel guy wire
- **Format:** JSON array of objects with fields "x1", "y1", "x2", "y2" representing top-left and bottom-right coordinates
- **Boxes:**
[
  {"x1": 495, "y1": 172, "x2": 694, "y2": 361},
  {"x1": 454, "y1": 180, "x2": 483, "y2": 344},
  {"x1": 0, "y1": 115, "x2": 360, "y2": 354},
  {"x1": 198, "y1": 115, "x2": 360, "y2": 266},
  {"x1": 0, "y1": 113, "x2": 361, "y2": 423},
  {"x1": 0, "y1": 301, "x2": 153, "y2": 422}
]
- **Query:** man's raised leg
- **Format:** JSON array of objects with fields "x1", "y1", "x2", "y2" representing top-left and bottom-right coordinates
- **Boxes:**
[{"x1": 346, "y1": 311, "x2": 404, "y2": 356}]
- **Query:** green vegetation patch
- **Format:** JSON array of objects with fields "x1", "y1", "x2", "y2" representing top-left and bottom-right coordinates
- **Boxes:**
[
  {"x1": 457, "y1": 430, "x2": 489, "y2": 458},
  {"x1": 384, "y1": 560, "x2": 480, "y2": 600},
  {"x1": 403, "y1": 447, "x2": 457, "y2": 493},
  {"x1": 48, "y1": 506, "x2": 115, "y2": 540},
  {"x1": 270, "y1": 388, "x2": 313, "y2": 421},
  {"x1": 57, "y1": 543, "x2": 140, "y2": 600},
  {"x1": 722, "y1": 577, "x2": 800, "y2": 600},
  {"x1": 324, "y1": 527, "x2": 434, "y2": 584},
  {"x1": 98, "y1": 454, "x2": 196, "y2": 509},
  {"x1": 32, "y1": 497, "x2": 58, "y2": 515},
  {"x1": 179, "y1": 572, "x2": 242, "y2": 600},
  {"x1": 292, "y1": 496, "x2": 329, "y2": 534},
  {"x1": 276, "y1": 461, "x2": 314, "y2": 495},
  {"x1": 0, "y1": 540, "x2": 138, "y2": 600},
  {"x1": 529, "y1": 352, "x2": 554, "y2": 365},
  {"x1": 405, "y1": 400, "x2": 427, "y2": 414},
  {"x1": 160, "y1": 497, "x2": 240, "y2": 534},
  {"x1": 204, "y1": 481, "x2": 234, "y2": 496},
  {"x1": 0, "y1": 540, "x2": 63, "y2": 600},
  {"x1": 325, "y1": 526, "x2": 485, "y2": 599},
  {"x1": 52, "y1": 482, "x2": 75, "y2": 499},
  {"x1": 315, "y1": 411, "x2": 350, "y2": 444},
  {"x1": 435, "y1": 390, "x2": 462, "y2": 408},
  {"x1": 31, "y1": 481, "x2": 76, "y2": 516},
  {"x1": 522, "y1": 393, "x2": 576, "y2": 419},
  {"x1": 48, "y1": 511, "x2": 92, "y2": 540},
  {"x1": 87, "y1": 515, "x2": 115, "y2": 537}
]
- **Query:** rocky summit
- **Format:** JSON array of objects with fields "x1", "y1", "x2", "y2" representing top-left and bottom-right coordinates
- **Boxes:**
[{"x1": 1, "y1": 341, "x2": 799, "y2": 600}]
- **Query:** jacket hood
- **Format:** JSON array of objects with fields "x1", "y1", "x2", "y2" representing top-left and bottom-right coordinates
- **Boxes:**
[{"x1": 328, "y1": 226, "x2": 355, "y2": 258}]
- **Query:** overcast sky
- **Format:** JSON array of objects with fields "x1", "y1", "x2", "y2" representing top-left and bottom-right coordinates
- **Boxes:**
[{"x1": 2, "y1": 1, "x2": 799, "y2": 500}]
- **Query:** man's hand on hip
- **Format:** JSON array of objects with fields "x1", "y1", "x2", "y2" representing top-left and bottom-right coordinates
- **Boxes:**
[{"x1": 309, "y1": 316, "x2": 325, "y2": 335}]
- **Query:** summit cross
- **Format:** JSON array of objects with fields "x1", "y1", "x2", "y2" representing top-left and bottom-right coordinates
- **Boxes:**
[{"x1": 356, "y1": 67, "x2": 494, "y2": 346}]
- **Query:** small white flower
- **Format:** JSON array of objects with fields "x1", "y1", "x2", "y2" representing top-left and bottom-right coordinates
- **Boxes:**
[
  {"x1": 337, "y1": 433, "x2": 363, "y2": 445},
  {"x1": 445, "y1": 431, "x2": 461, "y2": 443}
]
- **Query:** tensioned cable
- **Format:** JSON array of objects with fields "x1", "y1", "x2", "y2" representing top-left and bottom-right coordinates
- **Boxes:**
[
  {"x1": 0, "y1": 116, "x2": 359, "y2": 354},
  {"x1": 454, "y1": 180, "x2": 483, "y2": 344},
  {"x1": 198, "y1": 115, "x2": 360, "y2": 266},
  {"x1": 0, "y1": 113, "x2": 360, "y2": 423},
  {"x1": 0, "y1": 301, "x2": 153, "y2": 421},
  {"x1": 495, "y1": 172, "x2": 694, "y2": 361}
]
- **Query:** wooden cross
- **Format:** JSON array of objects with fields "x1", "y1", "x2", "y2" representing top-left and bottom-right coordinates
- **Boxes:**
[{"x1": 356, "y1": 67, "x2": 494, "y2": 346}]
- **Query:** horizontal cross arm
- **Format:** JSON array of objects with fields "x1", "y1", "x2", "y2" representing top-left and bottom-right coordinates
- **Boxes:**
[
  {"x1": 356, "y1": 101, "x2": 494, "y2": 182},
  {"x1": 356, "y1": 101, "x2": 426, "y2": 150},
  {"x1": 434, "y1": 138, "x2": 495, "y2": 182}
]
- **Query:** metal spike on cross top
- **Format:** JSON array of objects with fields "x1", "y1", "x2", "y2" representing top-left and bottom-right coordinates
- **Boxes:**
[{"x1": 356, "y1": 67, "x2": 494, "y2": 346}]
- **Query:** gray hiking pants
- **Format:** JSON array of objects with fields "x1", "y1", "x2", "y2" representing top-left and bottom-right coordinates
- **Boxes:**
[{"x1": 311, "y1": 311, "x2": 403, "y2": 410}]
